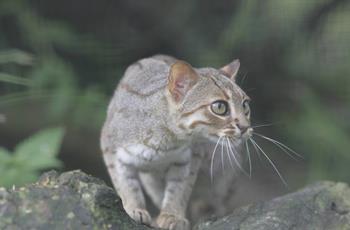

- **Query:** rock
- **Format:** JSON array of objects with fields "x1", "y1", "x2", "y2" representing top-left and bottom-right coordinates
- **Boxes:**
[
  {"x1": 194, "y1": 181, "x2": 350, "y2": 230},
  {"x1": 1, "y1": 171, "x2": 349, "y2": 230},
  {"x1": 0, "y1": 170, "x2": 152, "y2": 230}
]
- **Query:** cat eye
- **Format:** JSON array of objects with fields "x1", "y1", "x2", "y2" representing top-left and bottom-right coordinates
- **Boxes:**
[
  {"x1": 242, "y1": 99, "x2": 250, "y2": 115},
  {"x1": 211, "y1": 100, "x2": 229, "y2": 116}
]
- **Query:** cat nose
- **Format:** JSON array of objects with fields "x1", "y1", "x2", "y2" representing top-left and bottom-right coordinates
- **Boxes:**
[{"x1": 237, "y1": 124, "x2": 249, "y2": 134}]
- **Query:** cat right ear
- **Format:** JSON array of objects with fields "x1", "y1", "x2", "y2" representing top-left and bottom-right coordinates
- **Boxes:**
[
  {"x1": 220, "y1": 59, "x2": 240, "y2": 81},
  {"x1": 168, "y1": 61, "x2": 199, "y2": 103}
]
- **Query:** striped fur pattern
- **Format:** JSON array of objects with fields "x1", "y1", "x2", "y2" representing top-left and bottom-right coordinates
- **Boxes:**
[{"x1": 100, "y1": 55, "x2": 252, "y2": 230}]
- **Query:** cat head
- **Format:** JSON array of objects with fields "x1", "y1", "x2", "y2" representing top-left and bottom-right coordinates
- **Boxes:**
[{"x1": 166, "y1": 59, "x2": 253, "y2": 144}]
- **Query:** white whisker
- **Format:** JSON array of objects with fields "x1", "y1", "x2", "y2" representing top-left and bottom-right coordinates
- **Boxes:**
[
  {"x1": 225, "y1": 137, "x2": 235, "y2": 170},
  {"x1": 253, "y1": 132, "x2": 303, "y2": 159},
  {"x1": 251, "y1": 123, "x2": 276, "y2": 128},
  {"x1": 249, "y1": 138, "x2": 262, "y2": 162},
  {"x1": 240, "y1": 72, "x2": 248, "y2": 86},
  {"x1": 227, "y1": 138, "x2": 249, "y2": 177},
  {"x1": 221, "y1": 137, "x2": 225, "y2": 175},
  {"x1": 245, "y1": 141, "x2": 252, "y2": 178},
  {"x1": 210, "y1": 136, "x2": 222, "y2": 183},
  {"x1": 253, "y1": 135, "x2": 296, "y2": 161},
  {"x1": 249, "y1": 138, "x2": 288, "y2": 187}
]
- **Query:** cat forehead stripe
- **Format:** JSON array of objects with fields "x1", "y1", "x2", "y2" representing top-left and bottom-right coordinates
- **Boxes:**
[
  {"x1": 214, "y1": 74, "x2": 243, "y2": 97},
  {"x1": 208, "y1": 77, "x2": 230, "y2": 99}
]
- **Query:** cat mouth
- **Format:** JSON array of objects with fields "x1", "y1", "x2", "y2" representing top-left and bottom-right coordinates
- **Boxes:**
[
  {"x1": 207, "y1": 127, "x2": 253, "y2": 141},
  {"x1": 225, "y1": 127, "x2": 253, "y2": 139},
  {"x1": 213, "y1": 128, "x2": 253, "y2": 142},
  {"x1": 222, "y1": 129, "x2": 235, "y2": 137}
]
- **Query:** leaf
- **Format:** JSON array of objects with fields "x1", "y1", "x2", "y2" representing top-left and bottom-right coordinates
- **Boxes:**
[
  {"x1": 0, "y1": 167, "x2": 39, "y2": 187},
  {"x1": 0, "y1": 72, "x2": 31, "y2": 86},
  {"x1": 0, "y1": 49, "x2": 34, "y2": 66},
  {"x1": 14, "y1": 127, "x2": 65, "y2": 170},
  {"x1": 0, "y1": 147, "x2": 11, "y2": 162}
]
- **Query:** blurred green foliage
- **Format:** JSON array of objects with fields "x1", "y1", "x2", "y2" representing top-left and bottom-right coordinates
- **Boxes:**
[
  {"x1": 0, "y1": 0, "x2": 108, "y2": 128},
  {"x1": 0, "y1": 0, "x2": 349, "y2": 185},
  {"x1": 0, "y1": 127, "x2": 64, "y2": 187}
]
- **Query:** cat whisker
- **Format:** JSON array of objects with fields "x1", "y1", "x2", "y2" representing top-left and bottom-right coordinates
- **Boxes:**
[
  {"x1": 239, "y1": 72, "x2": 248, "y2": 86},
  {"x1": 253, "y1": 132, "x2": 303, "y2": 160},
  {"x1": 210, "y1": 136, "x2": 222, "y2": 183},
  {"x1": 224, "y1": 137, "x2": 235, "y2": 170},
  {"x1": 251, "y1": 123, "x2": 277, "y2": 129},
  {"x1": 249, "y1": 138, "x2": 263, "y2": 162},
  {"x1": 253, "y1": 137, "x2": 296, "y2": 161},
  {"x1": 221, "y1": 137, "x2": 225, "y2": 175},
  {"x1": 249, "y1": 138, "x2": 288, "y2": 187},
  {"x1": 227, "y1": 138, "x2": 249, "y2": 177},
  {"x1": 245, "y1": 141, "x2": 252, "y2": 178}
]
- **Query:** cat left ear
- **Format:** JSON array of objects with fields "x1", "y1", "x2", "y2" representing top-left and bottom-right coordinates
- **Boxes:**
[
  {"x1": 220, "y1": 59, "x2": 240, "y2": 81},
  {"x1": 168, "y1": 61, "x2": 199, "y2": 103}
]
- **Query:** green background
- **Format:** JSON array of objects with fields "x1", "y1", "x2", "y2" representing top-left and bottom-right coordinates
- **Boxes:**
[{"x1": 0, "y1": 0, "x2": 349, "y2": 201}]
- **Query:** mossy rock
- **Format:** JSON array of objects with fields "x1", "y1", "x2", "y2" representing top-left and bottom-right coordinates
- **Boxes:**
[
  {"x1": 194, "y1": 181, "x2": 350, "y2": 230},
  {"x1": 0, "y1": 170, "x2": 152, "y2": 230}
]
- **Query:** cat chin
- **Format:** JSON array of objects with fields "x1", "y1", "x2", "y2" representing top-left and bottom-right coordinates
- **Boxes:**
[
  {"x1": 229, "y1": 138, "x2": 243, "y2": 147},
  {"x1": 206, "y1": 135, "x2": 220, "y2": 143}
]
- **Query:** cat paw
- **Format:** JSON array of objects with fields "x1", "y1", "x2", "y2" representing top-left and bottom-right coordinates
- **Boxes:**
[
  {"x1": 156, "y1": 212, "x2": 190, "y2": 230},
  {"x1": 126, "y1": 208, "x2": 152, "y2": 225}
]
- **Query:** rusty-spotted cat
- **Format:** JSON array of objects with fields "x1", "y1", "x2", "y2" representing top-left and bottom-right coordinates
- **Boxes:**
[{"x1": 100, "y1": 55, "x2": 253, "y2": 230}]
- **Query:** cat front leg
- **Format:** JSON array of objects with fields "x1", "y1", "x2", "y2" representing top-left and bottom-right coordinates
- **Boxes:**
[
  {"x1": 104, "y1": 151, "x2": 152, "y2": 225},
  {"x1": 157, "y1": 151, "x2": 202, "y2": 230},
  {"x1": 139, "y1": 172, "x2": 165, "y2": 209}
]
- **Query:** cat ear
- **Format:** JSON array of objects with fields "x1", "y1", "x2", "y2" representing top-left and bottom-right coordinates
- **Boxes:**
[
  {"x1": 168, "y1": 61, "x2": 199, "y2": 103},
  {"x1": 220, "y1": 59, "x2": 240, "y2": 81}
]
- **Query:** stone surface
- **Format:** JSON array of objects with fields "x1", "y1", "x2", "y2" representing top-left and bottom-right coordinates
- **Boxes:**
[
  {"x1": 1, "y1": 170, "x2": 349, "y2": 230},
  {"x1": 194, "y1": 181, "x2": 350, "y2": 230},
  {"x1": 0, "y1": 170, "x2": 152, "y2": 230}
]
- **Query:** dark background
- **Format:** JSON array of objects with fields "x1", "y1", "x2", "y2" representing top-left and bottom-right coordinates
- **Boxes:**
[{"x1": 1, "y1": 0, "x2": 349, "y2": 206}]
